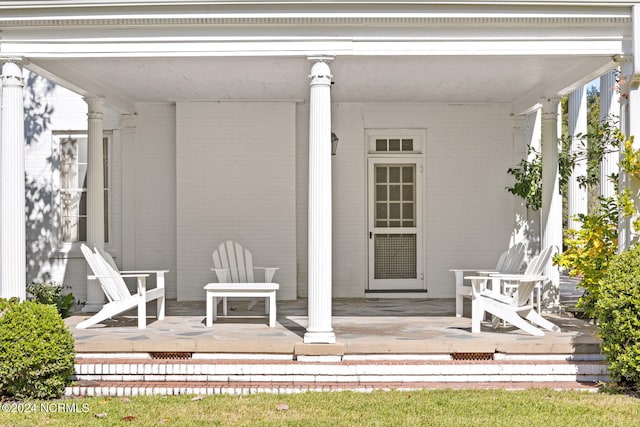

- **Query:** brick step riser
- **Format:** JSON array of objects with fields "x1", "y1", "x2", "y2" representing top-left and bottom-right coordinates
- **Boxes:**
[{"x1": 72, "y1": 362, "x2": 610, "y2": 385}]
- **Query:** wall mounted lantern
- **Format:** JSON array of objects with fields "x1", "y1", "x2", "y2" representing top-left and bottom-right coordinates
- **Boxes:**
[{"x1": 331, "y1": 132, "x2": 339, "y2": 156}]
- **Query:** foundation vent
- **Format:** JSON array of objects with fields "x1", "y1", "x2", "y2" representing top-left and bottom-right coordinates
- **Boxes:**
[
  {"x1": 451, "y1": 352, "x2": 494, "y2": 361},
  {"x1": 150, "y1": 352, "x2": 193, "y2": 360}
]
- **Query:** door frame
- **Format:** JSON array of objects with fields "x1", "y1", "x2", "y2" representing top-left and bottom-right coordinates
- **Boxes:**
[{"x1": 365, "y1": 129, "x2": 426, "y2": 292}]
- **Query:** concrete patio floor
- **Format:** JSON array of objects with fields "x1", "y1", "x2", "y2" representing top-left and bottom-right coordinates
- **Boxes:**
[{"x1": 66, "y1": 296, "x2": 601, "y2": 357}]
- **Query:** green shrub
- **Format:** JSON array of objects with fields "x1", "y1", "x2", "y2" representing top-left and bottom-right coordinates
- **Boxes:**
[
  {"x1": 26, "y1": 280, "x2": 81, "y2": 318},
  {"x1": 597, "y1": 246, "x2": 640, "y2": 387},
  {"x1": 0, "y1": 298, "x2": 75, "y2": 399}
]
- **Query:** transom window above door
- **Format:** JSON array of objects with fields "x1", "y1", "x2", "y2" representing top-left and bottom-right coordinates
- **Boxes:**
[{"x1": 367, "y1": 129, "x2": 424, "y2": 154}]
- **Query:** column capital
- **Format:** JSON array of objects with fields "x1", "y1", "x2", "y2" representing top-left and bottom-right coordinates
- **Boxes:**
[
  {"x1": 541, "y1": 98, "x2": 561, "y2": 120},
  {"x1": 1, "y1": 61, "x2": 24, "y2": 88},
  {"x1": 309, "y1": 57, "x2": 333, "y2": 86},
  {"x1": 121, "y1": 113, "x2": 138, "y2": 129},
  {"x1": 85, "y1": 97, "x2": 105, "y2": 120},
  {"x1": 512, "y1": 115, "x2": 527, "y2": 131}
]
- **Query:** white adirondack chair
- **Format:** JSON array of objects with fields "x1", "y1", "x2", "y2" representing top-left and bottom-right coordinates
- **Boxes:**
[
  {"x1": 492, "y1": 244, "x2": 557, "y2": 314},
  {"x1": 77, "y1": 245, "x2": 166, "y2": 329},
  {"x1": 206, "y1": 241, "x2": 279, "y2": 327},
  {"x1": 465, "y1": 245, "x2": 560, "y2": 336},
  {"x1": 450, "y1": 242, "x2": 525, "y2": 317}
]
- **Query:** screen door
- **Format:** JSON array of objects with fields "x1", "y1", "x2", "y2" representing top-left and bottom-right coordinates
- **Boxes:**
[{"x1": 368, "y1": 157, "x2": 423, "y2": 290}]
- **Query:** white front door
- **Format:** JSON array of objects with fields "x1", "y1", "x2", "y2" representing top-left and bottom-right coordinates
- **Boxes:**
[{"x1": 367, "y1": 156, "x2": 424, "y2": 291}]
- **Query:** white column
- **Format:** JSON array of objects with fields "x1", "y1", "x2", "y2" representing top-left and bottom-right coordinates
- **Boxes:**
[
  {"x1": 600, "y1": 70, "x2": 621, "y2": 199},
  {"x1": 0, "y1": 61, "x2": 26, "y2": 300},
  {"x1": 83, "y1": 97, "x2": 106, "y2": 312},
  {"x1": 618, "y1": 58, "x2": 633, "y2": 252},
  {"x1": 121, "y1": 114, "x2": 137, "y2": 271},
  {"x1": 304, "y1": 58, "x2": 335, "y2": 344},
  {"x1": 567, "y1": 86, "x2": 588, "y2": 230},
  {"x1": 541, "y1": 99, "x2": 562, "y2": 308},
  {"x1": 619, "y1": 4, "x2": 640, "y2": 249}
]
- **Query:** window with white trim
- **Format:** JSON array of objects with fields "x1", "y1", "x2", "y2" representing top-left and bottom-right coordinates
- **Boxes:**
[{"x1": 58, "y1": 133, "x2": 110, "y2": 243}]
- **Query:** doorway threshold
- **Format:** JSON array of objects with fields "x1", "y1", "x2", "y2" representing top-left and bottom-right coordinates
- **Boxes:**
[{"x1": 365, "y1": 290, "x2": 428, "y2": 299}]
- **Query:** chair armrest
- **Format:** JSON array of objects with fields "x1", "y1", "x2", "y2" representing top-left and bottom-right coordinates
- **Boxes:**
[
  {"x1": 489, "y1": 274, "x2": 546, "y2": 282},
  {"x1": 254, "y1": 267, "x2": 279, "y2": 283},
  {"x1": 88, "y1": 273, "x2": 150, "y2": 279},
  {"x1": 120, "y1": 270, "x2": 169, "y2": 274},
  {"x1": 120, "y1": 270, "x2": 168, "y2": 289},
  {"x1": 476, "y1": 270, "x2": 499, "y2": 276}
]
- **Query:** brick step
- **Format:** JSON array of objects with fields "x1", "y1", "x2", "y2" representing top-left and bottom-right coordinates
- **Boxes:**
[
  {"x1": 68, "y1": 355, "x2": 609, "y2": 397},
  {"x1": 66, "y1": 380, "x2": 601, "y2": 397}
]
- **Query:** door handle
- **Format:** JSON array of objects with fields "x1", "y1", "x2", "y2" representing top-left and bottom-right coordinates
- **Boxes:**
[{"x1": 369, "y1": 231, "x2": 373, "y2": 239}]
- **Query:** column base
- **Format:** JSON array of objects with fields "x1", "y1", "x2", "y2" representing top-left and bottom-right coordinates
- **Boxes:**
[{"x1": 303, "y1": 330, "x2": 336, "y2": 344}]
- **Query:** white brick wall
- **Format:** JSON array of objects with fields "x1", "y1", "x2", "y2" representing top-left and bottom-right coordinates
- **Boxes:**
[
  {"x1": 134, "y1": 103, "x2": 178, "y2": 298},
  {"x1": 175, "y1": 102, "x2": 297, "y2": 301}
]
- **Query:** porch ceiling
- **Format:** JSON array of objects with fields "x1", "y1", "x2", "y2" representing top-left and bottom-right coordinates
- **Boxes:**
[{"x1": 29, "y1": 54, "x2": 615, "y2": 114}]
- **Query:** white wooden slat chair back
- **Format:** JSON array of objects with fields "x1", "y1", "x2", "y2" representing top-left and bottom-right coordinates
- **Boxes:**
[
  {"x1": 500, "y1": 243, "x2": 526, "y2": 274},
  {"x1": 509, "y1": 244, "x2": 556, "y2": 306},
  {"x1": 211, "y1": 240, "x2": 279, "y2": 313},
  {"x1": 212, "y1": 241, "x2": 255, "y2": 283},
  {"x1": 80, "y1": 244, "x2": 124, "y2": 302}
]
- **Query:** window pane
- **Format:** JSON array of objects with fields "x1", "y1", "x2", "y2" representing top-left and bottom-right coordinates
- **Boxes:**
[
  {"x1": 402, "y1": 139, "x2": 413, "y2": 151},
  {"x1": 104, "y1": 189, "x2": 109, "y2": 243},
  {"x1": 389, "y1": 139, "x2": 400, "y2": 151},
  {"x1": 376, "y1": 185, "x2": 387, "y2": 202},
  {"x1": 103, "y1": 137, "x2": 109, "y2": 186},
  {"x1": 389, "y1": 167, "x2": 400, "y2": 183},
  {"x1": 376, "y1": 220, "x2": 387, "y2": 228},
  {"x1": 79, "y1": 191, "x2": 87, "y2": 215},
  {"x1": 62, "y1": 217, "x2": 79, "y2": 243},
  {"x1": 375, "y1": 167, "x2": 387, "y2": 184},
  {"x1": 389, "y1": 220, "x2": 401, "y2": 227},
  {"x1": 78, "y1": 217, "x2": 87, "y2": 242},
  {"x1": 376, "y1": 139, "x2": 387, "y2": 152}
]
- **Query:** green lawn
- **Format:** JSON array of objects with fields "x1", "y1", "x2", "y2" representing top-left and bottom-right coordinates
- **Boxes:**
[{"x1": 1, "y1": 389, "x2": 639, "y2": 427}]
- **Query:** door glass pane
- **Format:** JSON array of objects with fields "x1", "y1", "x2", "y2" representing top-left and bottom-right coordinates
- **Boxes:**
[
  {"x1": 389, "y1": 203, "x2": 401, "y2": 219},
  {"x1": 376, "y1": 139, "x2": 387, "y2": 152},
  {"x1": 374, "y1": 164, "x2": 416, "y2": 228},
  {"x1": 389, "y1": 185, "x2": 400, "y2": 201},
  {"x1": 376, "y1": 203, "x2": 388, "y2": 222},
  {"x1": 402, "y1": 202, "x2": 414, "y2": 220},
  {"x1": 402, "y1": 166, "x2": 413, "y2": 182},
  {"x1": 389, "y1": 139, "x2": 401, "y2": 151},
  {"x1": 402, "y1": 184, "x2": 413, "y2": 201}
]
